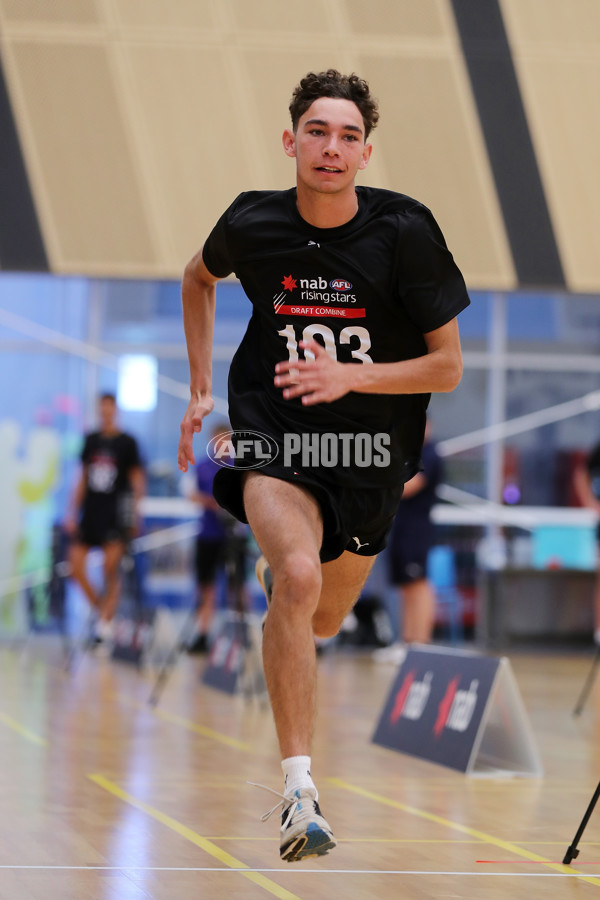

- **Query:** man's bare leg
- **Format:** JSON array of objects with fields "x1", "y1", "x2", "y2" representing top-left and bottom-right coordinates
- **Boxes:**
[
  {"x1": 594, "y1": 572, "x2": 600, "y2": 644},
  {"x1": 244, "y1": 473, "x2": 377, "y2": 861},
  {"x1": 197, "y1": 583, "x2": 217, "y2": 635},
  {"x1": 315, "y1": 551, "x2": 376, "y2": 637},
  {"x1": 69, "y1": 543, "x2": 100, "y2": 609},
  {"x1": 244, "y1": 473, "x2": 323, "y2": 758},
  {"x1": 100, "y1": 540, "x2": 125, "y2": 622},
  {"x1": 244, "y1": 473, "x2": 377, "y2": 756},
  {"x1": 401, "y1": 578, "x2": 436, "y2": 644}
]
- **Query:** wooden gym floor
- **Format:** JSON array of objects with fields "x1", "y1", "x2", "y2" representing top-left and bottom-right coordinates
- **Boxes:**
[{"x1": 2, "y1": 639, "x2": 600, "y2": 899}]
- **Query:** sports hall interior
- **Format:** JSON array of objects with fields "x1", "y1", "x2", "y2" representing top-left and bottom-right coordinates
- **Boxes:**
[{"x1": 2, "y1": 1, "x2": 600, "y2": 897}]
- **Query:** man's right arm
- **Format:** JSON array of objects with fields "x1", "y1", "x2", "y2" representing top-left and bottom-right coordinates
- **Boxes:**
[
  {"x1": 64, "y1": 468, "x2": 86, "y2": 534},
  {"x1": 178, "y1": 249, "x2": 221, "y2": 472}
]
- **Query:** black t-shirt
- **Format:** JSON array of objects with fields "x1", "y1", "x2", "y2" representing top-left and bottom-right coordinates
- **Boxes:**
[
  {"x1": 587, "y1": 443, "x2": 600, "y2": 499},
  {"x1": 202, "y1": 186, "x2": 470, "y2": 488},
  {"x1": 81, "y1": 431, "x2": 141, "y2": 510}
]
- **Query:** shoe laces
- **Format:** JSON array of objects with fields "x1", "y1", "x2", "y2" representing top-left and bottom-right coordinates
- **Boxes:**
[{"x1": 247, "y1": 782, "x2": 301, "y2": 823}]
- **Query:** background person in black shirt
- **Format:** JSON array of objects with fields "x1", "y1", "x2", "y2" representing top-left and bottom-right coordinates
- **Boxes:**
[
  {"x1": 178, "y1": 69, "x2": 469, "y2": 862},
  {"x1": 65, "y1": 393, "x2": 145, "y2": 647},
  {"x1": 374, "y1": 422, "x2": 442, "y2": 664},
  {"x1": 574, "y1": 443, "x2": 600, "y2": 645}
]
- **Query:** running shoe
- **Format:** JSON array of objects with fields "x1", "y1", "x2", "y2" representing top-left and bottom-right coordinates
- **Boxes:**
[
  {"x1": 250, "y1": 783, "x2": 337, "y2": 862},
  {"x1": 93, "y1": 618, "x2": 115, "y2": 657},
  {"x1": 187, "y1": 633, "x2": 209, "y2": 654},
  {"x1": 371, "y1": 642, "x2": 407, "y2": 665}
]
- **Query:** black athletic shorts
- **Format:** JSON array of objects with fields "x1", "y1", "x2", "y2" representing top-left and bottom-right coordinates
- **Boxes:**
[
  {"x1": 195, "y1": 537, "x2": 227, "y2": 585},
  {"x1": 387, "y1": 522, "x2": 433, "y2": 585},
  {"x1": 74, "y1": 494, "x2": 133, "y2": 548},
  {"x1": 76, "y1": 511, "x2": 129, "y2": 548},
  {"x1": 213, "y1": 466, "x2": 403, "y2": 564}
]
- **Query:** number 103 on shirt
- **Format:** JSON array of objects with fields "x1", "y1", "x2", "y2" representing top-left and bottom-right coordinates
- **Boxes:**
[{"x1": 277, "y1": 323, "x2": 374, "y2": 364}]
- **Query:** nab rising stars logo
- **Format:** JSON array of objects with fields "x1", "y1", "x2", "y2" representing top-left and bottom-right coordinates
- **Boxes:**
[
  {"x1": 273, "y1": 274, "x2": 297, "y2": 312},
  {"x1": 273, "y1": 273, "x2": 363, "y2": 319}
]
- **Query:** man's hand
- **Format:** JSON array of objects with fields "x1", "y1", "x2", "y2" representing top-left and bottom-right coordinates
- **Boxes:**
[
  {"x1": 274, "y1": 339, "x2": 356, "y2": 405},
  {"x1": 178, "y1": 393, "x2": 214, "y2": 472},
  {"x1": 63, "y1": 515, "x2": 77, "y2": 536}
]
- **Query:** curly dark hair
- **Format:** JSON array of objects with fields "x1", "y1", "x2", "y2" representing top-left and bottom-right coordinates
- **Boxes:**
[{"x1": 289, "y1": 69, "x2": 379, "y2": 139}]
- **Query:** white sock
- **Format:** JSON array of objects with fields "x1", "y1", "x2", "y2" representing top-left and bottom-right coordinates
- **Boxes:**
[{"x1": 281, "y1": 756, "x2": 317, "y2": 799}]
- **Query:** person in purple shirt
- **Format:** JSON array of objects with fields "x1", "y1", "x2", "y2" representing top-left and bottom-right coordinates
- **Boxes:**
[
  {"x1": 374, "y1": 421, "x2": 442, "y2": 663},
  {"x1": 188, "y1": 422, "x2": 231, "y2": 653}
]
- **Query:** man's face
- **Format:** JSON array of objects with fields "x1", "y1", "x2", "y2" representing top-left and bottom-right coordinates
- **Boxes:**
[
  {"x1": 99, "y1": 397, "x2": 117, "y2": 430},
  {"x1": 283, "y1": 96, "x2": 372, "y2": 196}
]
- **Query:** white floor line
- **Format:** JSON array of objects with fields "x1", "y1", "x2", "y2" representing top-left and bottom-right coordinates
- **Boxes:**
[{"x1": 0, "y1": 865, "x2": 597, "y2": 877}]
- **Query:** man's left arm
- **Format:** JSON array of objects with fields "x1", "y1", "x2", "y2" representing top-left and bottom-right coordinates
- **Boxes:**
[
  {"x1": 127, "y1": 465, "x2": 145, "y2": 536},
  {"x1": 274, "y1": 318, "x2": 463, "y2": 405},
  {"x1": 126, "y1": 436, "x2": 146, "y2": 535}
]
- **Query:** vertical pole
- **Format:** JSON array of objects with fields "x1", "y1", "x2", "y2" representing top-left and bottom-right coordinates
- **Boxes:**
[
  {"x1": 85, "y1": 280, "x2": 103, "y2": 427},
  {"x1": 486, "y1": 293, "x2": 507, "y2": 555}
]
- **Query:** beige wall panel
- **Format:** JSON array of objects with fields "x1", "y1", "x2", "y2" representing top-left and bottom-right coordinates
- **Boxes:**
[
  {"x1": 501, "y1": 0, "x2": 600, "y2": 291},
  {"x1": 501, "y1": 0, "x2": 600, "y2": 45},
  {"x1": 112, "y1": 0, "x2": 218, "y2": 31},
  {"x1": 343, "y1": 0, "x2": 445, "y2": 38},
  {"x1": 125, "y1": 45, "x2": 260, "y2": 266},
  {"x1": 10, "y1": 41, "x2": 156, "y2": 272},
  {"x1": 359, "y1": 56, "x2": 515, "y2": 289},
  {"x1": 505, "y1": 58, "x2": 600, "y2": 292},
  {"x1": 0, "y1": 0, "x2": 100, "y2": 26},
  {"x1": 229, "y1": 0, "x2": 336, "y2": 33}
]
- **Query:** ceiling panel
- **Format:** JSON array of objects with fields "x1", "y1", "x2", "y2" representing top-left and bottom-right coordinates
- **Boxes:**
[{"x1": 8, "y1": 41, "x2": 156, "y2": 272}]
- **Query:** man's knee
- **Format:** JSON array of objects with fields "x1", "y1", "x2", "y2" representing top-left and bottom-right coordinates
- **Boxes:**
[
  {"x1": 271, "y1": 551, "x2": 321, "y2": 614},
  {"x1": 103, "y1": 546, "x2": 124, "y2": 579},
  {"x1": 104, "y1": 560, "x2": 122, "y2": 581},
  {"x1": 69, "y1": 546, "x2": 86, "y2": 576}
]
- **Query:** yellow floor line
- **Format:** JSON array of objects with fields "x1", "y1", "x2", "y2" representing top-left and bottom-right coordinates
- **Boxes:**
[
  {"x1": 329, "y1": 778, "x2": 600, "y2": 888},
  {"x1": 88, "y1": 774, "x2": 301, "y2": 900},
  {"x1": 517, "y1": 842, "x2": 600, "y2": 846},
  {"x1": 150, "y1": 707, "x2": 253, "y2": 752},
  {"x1": 0, "y1": 712, "x2": 46, "y2": 746},
  {"x1": 116, "y1": 695, "x2": 252, "y2": 751}
]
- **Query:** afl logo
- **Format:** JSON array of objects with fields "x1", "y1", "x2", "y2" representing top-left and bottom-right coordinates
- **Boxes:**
[
  {"x1": 206, "y1": 429, "x2": 279, "y2": 469},
  {"x1": 330, "y1": 278, "x2": 352, "y2": 291}
]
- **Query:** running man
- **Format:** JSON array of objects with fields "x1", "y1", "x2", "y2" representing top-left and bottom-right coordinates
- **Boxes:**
[
  {"x1": 65, "y1": 392, "x2": 145, "y2": 648},
  {"x1": 178, "y1": 69, "x2": 470, "y2": 861}
]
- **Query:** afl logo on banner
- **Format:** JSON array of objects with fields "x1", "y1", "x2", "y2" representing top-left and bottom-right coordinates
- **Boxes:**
[{"x1": 330, "y1": 278, "x2": 352, "y2": 291}]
